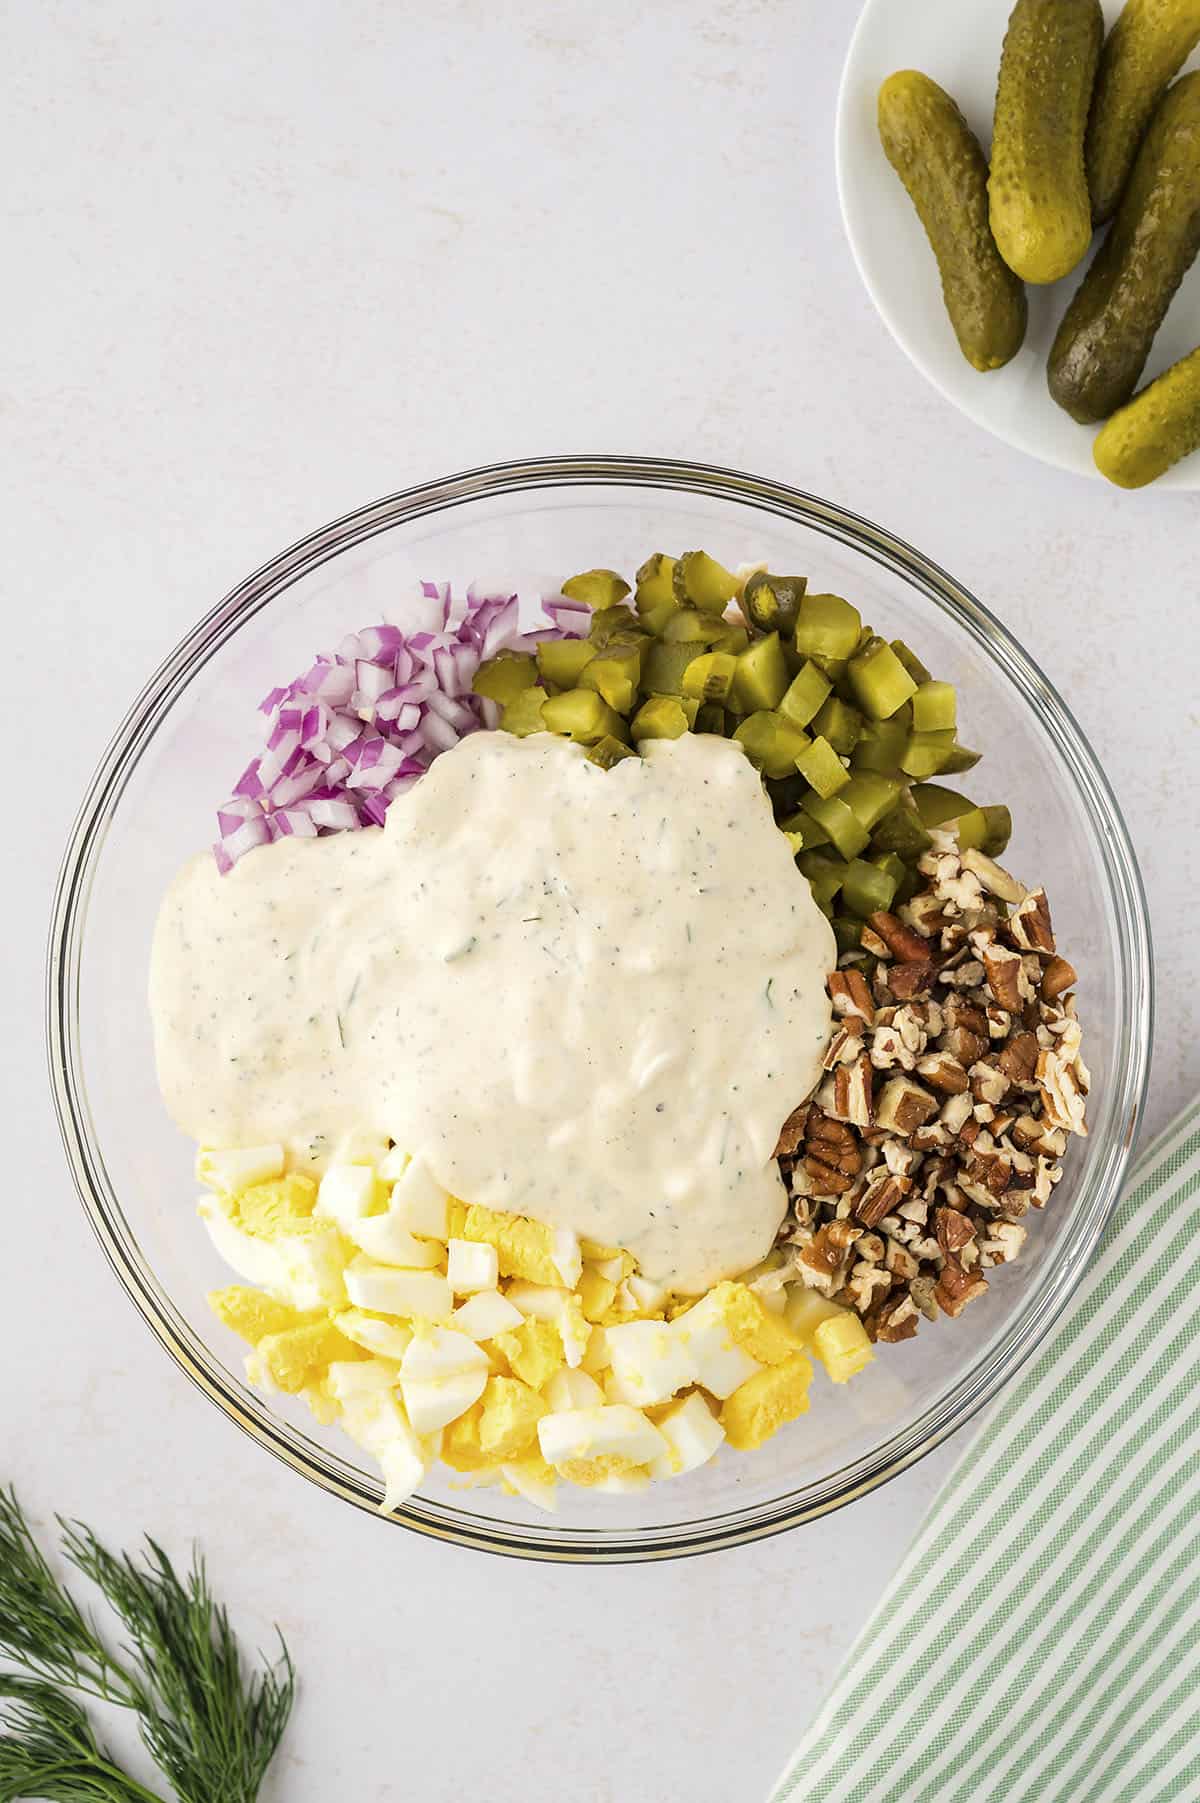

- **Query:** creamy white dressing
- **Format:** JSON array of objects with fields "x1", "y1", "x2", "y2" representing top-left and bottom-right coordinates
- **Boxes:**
[{"x1": 151, "y1": 731, "x2": 834, "y2": 1293}]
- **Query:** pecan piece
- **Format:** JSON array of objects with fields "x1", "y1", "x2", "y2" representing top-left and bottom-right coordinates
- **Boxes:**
[
  {"x1": 981, "y1": 942, "x2": 1026, "y2": 1012},
  {"x1": 1041, "y1": 956, "x2": 1077, "y2": 1002},
  {"x1": 773, "y1": 1102, "x2": 810, "y2": 1159},
  {"x1": 871, "y1": 1291, "x2": 921, "y2": 1343},
  {"x1": 934, "y1": 1205, "x2": 975, "y2": 1256},
  {"x1": 831, "y1": 1052, "x2": 874, "y2": 1130},
  {"x1": 960, "y1": 848, "x2": 1026, "y2": 904},
  {"x1": 803, "y1": 1112, "x2": 863, "y2": 1195},
  {"x1": 854, "y1": 1169, "x2": 912, "y2": 1229},
  {"x1": 886, "y1": 960, "x2": 939, "y2": 1000},
  {"x1": 798, "y1": 1220, "x2": 862, "y2": 1296},
  {"x1": 828, "y1": 966, "x2": 875, "y2": 1025},
  {"x1": 1005, "y1": 888, "x2": 1055, "y2": 954},
  {"x1": 996, "y1": 1030, "x2": 1039, "y2": 1084},
  {"x1": 875, "y1": 1075, "x2": 939, "y2": 1136},
  {"x1": 916, "y1": 1050, "x2": 970, "y2": 1094},
  {"x1": 867, "y1": 910, "x2": 934, "y2": 963},
  {"x1": 934, "y1": 1254, "x2": 989, "y2": 1318}
]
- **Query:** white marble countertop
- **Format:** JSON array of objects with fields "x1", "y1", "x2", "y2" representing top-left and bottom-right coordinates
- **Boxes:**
[{"x1": 4, "y1": 3, "x2": 1196, "y2": 1799}]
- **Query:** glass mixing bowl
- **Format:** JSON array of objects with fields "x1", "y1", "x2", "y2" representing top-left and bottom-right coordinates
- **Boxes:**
[{"x1": 48, "y1": 456, "x2": 1152, "y2": 1562}]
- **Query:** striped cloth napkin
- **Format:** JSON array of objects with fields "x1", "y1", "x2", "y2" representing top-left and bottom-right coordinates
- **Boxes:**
[{"x1": 770, "y1": 1096, "x2": 1200, "y2": 1803}]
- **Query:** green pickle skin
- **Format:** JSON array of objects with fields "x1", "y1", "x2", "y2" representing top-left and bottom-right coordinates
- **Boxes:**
[
  {"x1": 1094, "y1": 343, "x2": 1200, "y2": 485},
  {"x1": 1049, "y1": 71, "x2": 1200, "y2": 423},
  {"x1": 1086, "y1": 0, "x2": 1200, "y2": 224},
  {"x1": 988, "y1": 0, "x2": 1104, "y2": 285},
  {"x1": 877, "y1": 70, "x2": 1028, "y2": 371}
]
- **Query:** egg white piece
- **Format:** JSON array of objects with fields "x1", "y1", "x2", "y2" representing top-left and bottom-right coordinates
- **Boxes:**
[
  {"x1": 538, "y1": 1405, "x2": 668, "y2": 1468},
  {"x1": 343, "y1": 1258, "x2": 451, "y2": 1320},
  {"x1": 388, "y1": 1156, "x2": 450, "y2": 1238},
  {"x1": 350, "y1": 1212, "x2": 442, "y2": 1267},
  {"x1": 451, "y1": 1290, "x2": 523, "y2": 1340},
  {"x1": 446, "y1": 1238, "x2": 499, "y2": 1294},
  {"x1": 648, "y1": 1391, "x2": 725, "y2": 1479},
  {"x1": 315, "y1": 1163, "x2": 377, "y2": 1231},
  {"x1": 672, "y1": 1293, "x2": 762, "y2": 1399},
  {"x1": 604, "y1": 1321, "x2": 696, "y2": 1406}
]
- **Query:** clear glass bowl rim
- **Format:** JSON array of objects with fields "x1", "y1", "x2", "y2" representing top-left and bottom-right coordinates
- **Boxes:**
[{"x1": 47, "y1": 453, "x2": 1153, "y2": 1563}]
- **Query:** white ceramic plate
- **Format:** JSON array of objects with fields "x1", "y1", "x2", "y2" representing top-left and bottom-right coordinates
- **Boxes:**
[{"x1": 836, "y1": 0, "x2": 1200, "y2": 488}]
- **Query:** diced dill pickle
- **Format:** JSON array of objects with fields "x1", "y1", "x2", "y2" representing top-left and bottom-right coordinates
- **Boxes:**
[
  {"x1": 473, "y1": 651, "x2": 538, "y2": 706},
  {"x1": 682, "y1": 651, "x2": 738, "y2": 703},
  {"x1": 733, "y1": 633, "x2": 790, "y2": 713},
  {"x1": 982, "y1": 804, "x2": 1013, "y2": 858},
  {"x1": 634, "y1": 553, "x2": 677, "y2": 612},
  {"x1": 581, "y1": 642, "x2": 645, "y2": 714},
  {"x1": 911, "y1": 783, "x2": 990, "y2": 851},
  {"x1": 588, "y1": 604, "x2": 643, "y2": 647},
  {"x1": 911, "y1": 783, "x2": 974, "y2": 827},
  {"x1": 851, "y1": 717, "x2": 909, "y2": 772},
  {"x1": 936, "y1": 742, "x2": 980, "y2": 775},
  {"x1": 714, "y1": 624, "x2": 750, "y2": 656},
  {"x1": 541, "y1": 688, "x2": 626, "y2": 745},
  {"x1": 742, "y1": 571, "x2": 808, "y2": 637},
  {"x1": 801, "y1": 794, "x2": 871, "y2": 860},
  {"x1": 890, "y1": 640, "x2": 933, "y2": 687},
  {"x1": 779, "y1": 660, "x2": 833, "y2": 728},
  {"x1": 672, "y1": 550, "x2": 740, "y2": 612},
  {"x1": 733, "y1": 711, "x2": 812, "y2": 779},
  {"x1": 779, "y1": 808, "x2": 832, "y2": 850},
  {"x1": 639, "y1": 599, "x2": 680, "y2": 637},
  {"x1": 870, "y1": 850, "x2": 908, "y2": 890},
  {"x1": 911, "y1": 680, "x2": 957, "y2": 733},
  {"x1": 842, "y1": 857, "x2": 898, "y2": 918},
  {"x1": 561, "y1": 568, "x2": 631, "y2": 609},
  {"x1": 693, "y1": 701, "x2": 728, "y2": 735},
  {"x1": 767, "y1": 772, "x2": 812, "y2": 817},
  {"x1": 663, "y1": 612, "x2": 732, "y2": 646},
  {"x1": 587, "y1": 734, "x2": 636, "y2": 769},
  {"x1": 794, "y1": 735, "x2": 849, "y2": 798},
  {"x1": 631, "y1": 695, "x2": 691, "y2": 741},
  {"x1": 797, "y1": 850, "x2": 850, "y2": 911},
  {"x1": 811, "y1": 695, "x2": 864, "y2": 757},
  {"x1": 794, "y1": 594, "x2": 862, "y2": 663},
  {"x1": 847, "y1": 637, "x2": 919, "y2": 720},
  {"x1": 841, "y1": 773, "x2": 903, "y2": 830},
  {"x1": 679, "y1": 696, "x2": 700, "y2": 726},
  {"x1": 500, "y1": 685, "x2": 549, "y2": 737},
  {"x1": 871, "y1": 800, "x2": 932, "y2": 861},
  {"x1": 832, "y1": 916, "x2": 864, "y2": 954},
  {"x1": 901, "y1": 730, "x2": 959, "y2": 780},
  {"x1": 536, "y1": 638, "x2": 598, "y2": 689},
  {"x1": 642, "y1": 639, "x2": 703, "y2": 696}
]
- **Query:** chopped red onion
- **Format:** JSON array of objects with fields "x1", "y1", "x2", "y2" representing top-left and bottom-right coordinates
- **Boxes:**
[{"x1": 213, "y1": 579, "x2": 584, "y2": 871}]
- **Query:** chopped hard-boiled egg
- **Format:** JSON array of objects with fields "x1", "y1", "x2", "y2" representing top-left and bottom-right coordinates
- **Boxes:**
[
  {"x1": 388, "y1": 1156, "x2": 450, "y2": 1239},
  {"x1": 649, "y1": 1391, "x2": 726, "y2": 1479},
  {"x1": 447, "y1": 1237, "x2": 499, "y2": 1294},
  {"x1": 451, "y1": 1289, "x2": 523, "y2": 1340},
  {"x1": 604, "y1": 1320, "x2": 696, "y2": 1406},
  {"x1": 343, "y1": 1257, "x2": 451, "y2": 1321},
  {"x1": 349, "y1": 1211, "x2": 443, "y2": 1268},
  {"x1": 538, "y1": 1404, "x2": 668, "y2": 1471},
  {"x1": 315, "y1": 1163, "x2": 377, "y2": 1232},
  {"x1": 200, "y1": 1144, "x2": 873, "y2": 1515}
]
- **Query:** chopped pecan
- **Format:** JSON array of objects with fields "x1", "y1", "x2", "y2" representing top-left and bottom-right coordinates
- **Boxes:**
[
  {"x1": 900, "y1": 890, "x2": 947, "y2": 938},
  {"x1": 996, "y1": 1030, "x2": 1039, "y2": 1084},
  {"x1": 867, "y1": 910, "x2": 934, "y2": 963},
  {"x1": 979, "y1": 1221, "x2": 1027, "y2": 1266},
  {"x1": 804, "y1": 1112, "x2": 863, "y2": 1195},
  {"x1": 917, "y1": 1050, "x2": 970, "y2": 1094},
  {"x1": 871, "y1": 1291, "x2": 921, "y2": 1342},
  {"x1": 798, "y1": 1220, "x2": 862, "y2": 1295},
  {"x1": 1041, "y1": 956, "x2": 1078, "y2": 1002},
  {"x1": 961, "y1": 848, "x2": 1026, "y2": 904},
  {"x1": 966, "y1": 1149, "x2": 1013, "y2": 1197},
  {"x1": 822, "y1": 1024, "x2": 864, "y2": 1071},
  {"x1": 828, "y1": 966, "x2": 875, "y2": 1025},
  {"x1": 969, "y1": 1061, "x2": 1011, "y2": 1106},
  {"x1": 981, "y1": 942, "x2": 1026, "y2": 1012},
  {"x1": 1036, "y1": 1047, "x2": 1088, "y2": 1139},
  {"x1": 854, "y1": 1169, "x2": 912, "y2": 1229},
  {"x1": 886, "y1": 960, "x2": 940, "y2": 1000},
  {"x1": 875, "y1": 1075, "x2": 940, "y2": 1136},
  {"x1": 934, "y1": 1205, "x2": 975, "y2": 1256},
  {"x1": 1005, "y1": 888, "x2": 1055, "y2": 954},
  {"x1": 831, "y1": 1053, "x2": 875, "y2": 1130},
  {"x1": 934, "y1": 1255, "x2": 989, "y2": 1318}
]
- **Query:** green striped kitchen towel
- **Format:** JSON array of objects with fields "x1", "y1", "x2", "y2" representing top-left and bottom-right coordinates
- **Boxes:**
[{"x1": 770, "y1": 1095, "x2": 1200, "y2": 1803}]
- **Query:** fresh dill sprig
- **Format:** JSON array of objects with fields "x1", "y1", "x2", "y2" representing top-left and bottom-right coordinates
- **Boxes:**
[{"x1": 0, "y1": 1489, "x2": 294, "y2": 1803}]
